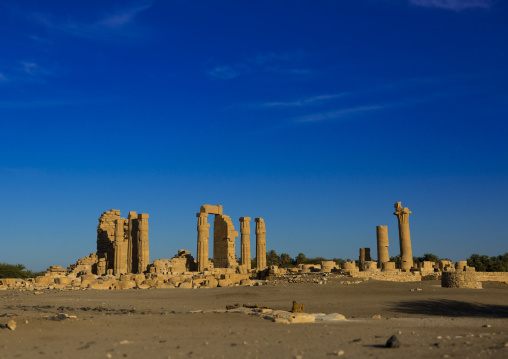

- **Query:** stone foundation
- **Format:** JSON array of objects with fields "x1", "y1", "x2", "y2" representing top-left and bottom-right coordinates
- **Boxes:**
[{"x1": 441, "y1": 270, "x2": 482, "y2": 289}]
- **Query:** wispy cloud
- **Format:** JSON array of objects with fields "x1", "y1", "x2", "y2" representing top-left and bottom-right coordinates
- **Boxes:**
[
  {"x1": 18, "y1": 61, "x2": 54, "y2": 77},
  {"x1": 29, "y1": 2, "x2": 152, "y2": 39},
  {"x1": 207, "y1": 50, "x2": 309, "y2": 80},
  {"x1": 262, "y1": 94, "x2": 346, "y2": 108},
  {"x1": 294, "y1": 105, "x2": 385, "y2": 123},
  {"x1": 207, "y1": 65, "x2": 244, "y2": 80},
  {"x1": 0, "y1": 73, "x2": 6, "y2": 82},
  {"x1": 409, "y1": 0, "x2": 493, "y2": 10}
]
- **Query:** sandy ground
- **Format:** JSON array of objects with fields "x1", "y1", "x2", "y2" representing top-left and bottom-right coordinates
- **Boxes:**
[{"x1": 0, "y1": 277, "x2": 507, "y2": 358}]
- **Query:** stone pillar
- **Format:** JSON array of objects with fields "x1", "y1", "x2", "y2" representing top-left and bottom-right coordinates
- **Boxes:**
[
  {"x1": 394, "y1": 202, "x2": 413, "y2": 271},
  {"x1": 376, "y1": 225, "x2": 389, "y2": 269},
  {"x1": 127, "y1": 211, "x2": 137, "y2": 273},
  {"x1": 113, "y1": 219, "x2": 128, "y2": 275},
  {"x1": 97, "y1": 257, "x2": 106, "y2": 276},
  {"x1": 359, "y1": 248, "x2": 371, "y2": 263},
  {"x1": 137, "y1": 213, "x2": 150, "y2": 273},
  {"x1": 255, "y1": 218, "x2": 267, "y2": 271},
  {"x1": 239, "y1": 217, "x2": 251, "y2": 270},
  {"x1": 196, "y1": 213, "x2": 210, "y2": 272}
]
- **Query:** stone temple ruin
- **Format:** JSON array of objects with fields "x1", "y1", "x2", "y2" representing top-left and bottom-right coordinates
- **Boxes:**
[
  {"x1": 96, "y1": 210, "x2": 150, "y2": 276},
  {"x1": 13, "y1": 204, "x2": 271, "y2": 290},
  {"x1": 2, "y1": 201, "x2": 507, "y2": 291}
]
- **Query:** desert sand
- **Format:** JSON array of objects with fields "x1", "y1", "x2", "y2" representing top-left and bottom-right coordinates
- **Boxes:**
[{"x1": 1, "y1": 276, "x2": 507, "y2": 358}]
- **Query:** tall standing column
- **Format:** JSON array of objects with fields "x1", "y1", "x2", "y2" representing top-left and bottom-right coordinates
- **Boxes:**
[
  {"x1": 376, "y1": 225, "x2": 389, "y2": 268},
  {"x1": 127, "y1": 211, "x2": 137, "y2": 273},
  {"x1": 239, "y1": 217, "x2": 251, "y2": 269},
  {"x1": 113, "y1": 219, "x2": 127, "y2": 275},
  {"x1": 137, "y1": 213, "x2": 150, "y2": 273},
  {"x1": 255, "y1": 218, "x2": 267, "y2": 271},
  {"x1": 394, "y1": 202, "x2": 413, "y2": 271},
  {"x1": 196, "y1": 213, "x2": 210, "y2": 272}
]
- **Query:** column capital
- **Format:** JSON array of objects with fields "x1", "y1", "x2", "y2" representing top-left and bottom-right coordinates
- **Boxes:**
[{"x1": 393, "y1": 202, "x2": 411, "y2": 223}]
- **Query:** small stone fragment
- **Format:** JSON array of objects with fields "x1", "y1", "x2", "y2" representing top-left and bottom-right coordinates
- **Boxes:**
[
  {"x1": 482, "y1": 324, "x2": 492, "y2": 328},
  {"x1": 7, "y1": 320, "x2": 16, "y2": 331},
  {"x1": 386, "y1": 335, "x2": 401, "y2": 348},
  {"x1": 372, "y1": 314, "x2": 382, "y2": 319}
]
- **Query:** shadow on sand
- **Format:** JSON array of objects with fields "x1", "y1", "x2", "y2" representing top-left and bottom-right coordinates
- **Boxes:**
[{"x1": 388, "y1": 299, "x2": 508, "y2": 318}]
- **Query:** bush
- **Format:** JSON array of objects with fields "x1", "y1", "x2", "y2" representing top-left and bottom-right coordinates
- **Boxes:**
[{"x1": 0, "y1": 263, "x2": 42, "y2": 279}]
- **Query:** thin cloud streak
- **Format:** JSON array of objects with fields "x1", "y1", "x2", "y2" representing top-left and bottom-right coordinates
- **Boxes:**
[
  {"x1": 294, "y1": 105, "x2": 385, "y2": 123},
  {"x1": 291, "y1": 88, "x2": 484, "y2": 125},
  {"x1": 263, "y1": 93, "x2": 347, "y2": 108},
  {"x1": 29, "y1": 2, "x2": 152, "y2": 39},
  {"x1": 409, "y1": 0, "x2": 493, "y2": 10},
  {"x1": 207, "y1": 50, "x2": 308, "y2": 80}
]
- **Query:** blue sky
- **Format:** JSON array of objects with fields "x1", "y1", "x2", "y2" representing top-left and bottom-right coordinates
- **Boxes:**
[{"x1": 1, "y1": 0, "x2": 507, "y2": 271}]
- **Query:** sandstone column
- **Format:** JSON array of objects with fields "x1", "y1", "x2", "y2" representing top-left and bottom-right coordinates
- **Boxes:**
[
  {"x1": 255, "y1": 218, "x2": 267, "y2": 271},
  {"x1": 196, "y1": 212, "x2": 210, "y2": 272},
  {"x1": 359, "y1": 248, "x2": 371, "y2": 263},
  {"x1": 113, "y1": 219, "x2": 127, "y2": 275},
  {"x1": 137, "y1": 213, "x2": 150, "y2": 273},
  {"x1": 127, "y1": 211, "x2": 137, "y2": 273},
  {"x1": 376, "y1": 225, "x2": 389, "y2": 269},
  {"x1": 239, "y1": 217, "x2": 251, "y2": 270},
  {"x1": 394, "y1": 202, "x2": 413, "y2": 271}
]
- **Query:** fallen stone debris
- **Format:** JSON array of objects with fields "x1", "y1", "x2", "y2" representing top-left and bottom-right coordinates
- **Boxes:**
[{"x1": 189, "y1": 303, "x2": 347, "y2": 324}]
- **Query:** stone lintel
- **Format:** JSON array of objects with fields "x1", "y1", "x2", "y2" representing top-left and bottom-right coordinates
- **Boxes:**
[{"x1": 200, "y1": 204, "x2": 223, "y2": 215}]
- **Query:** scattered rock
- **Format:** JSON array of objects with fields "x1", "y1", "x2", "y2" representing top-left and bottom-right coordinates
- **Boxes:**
[
  {"x1": 7, "y1": 320, "x2": 16, "y2": 331},
  {"x1": 482, "y1": 324, "x2": 492, "y2": 328},
  {"x1": 372, "y1": 314, "x2": 382, "y2": 319},
  {"x1": 386, "y1": 335, "x2": 401, "y2": 348},
  {"x1": 48, "y1": 313, "x2": 77, "y2": 321}
]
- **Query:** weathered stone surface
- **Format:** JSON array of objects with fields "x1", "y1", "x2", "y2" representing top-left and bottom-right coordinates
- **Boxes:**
[
  {"x1": 117, "y1": 280, "x2": 136, "y2": 289},
  {"x1": 442, "y1": 270, "x2": 482, "y2": 289},
  {"x1": 214, "y1": 214, "x2": 238, "y2": 268},
  {"x1": 218, "y1": 279, "x2": 232, "y2": 287}
]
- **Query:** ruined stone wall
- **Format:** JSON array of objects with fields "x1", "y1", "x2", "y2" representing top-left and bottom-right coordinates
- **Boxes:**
[
  {"x1": 96, "y1": 209, "x2": 149, "y2": 275},
  {"x1": 213, "y1": 214, "x2": 238, "y2": 268},
  {"x1": 475, "y1": 272, "x2": 508, "y2": 282},
  {"x1": 350, "y1": 270, "x2": 422, "y2": 282},
  {"x1": 441, "y1": 270, "x2": 482, "y2": 289},
  {"x1": 97, "y1": 210, "x2": 126, "y2": 273}
]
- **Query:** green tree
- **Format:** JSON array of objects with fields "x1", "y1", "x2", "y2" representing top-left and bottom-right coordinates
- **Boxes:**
[
  {"x1": 266, "y1": 250, "x2": 280, "y2": 266},
  {"x1": 279, "y1": 253, "x2": 293, "y2": 267},
  {"x1": 295, "y1": 253, "x2": 307, "y2": 265},
  {"x1": 0, "y1": 263, "x2": 41, "y2": 279},
  {"x1": 333, "y1": 258, "x2": 345, "y2": 266}
]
